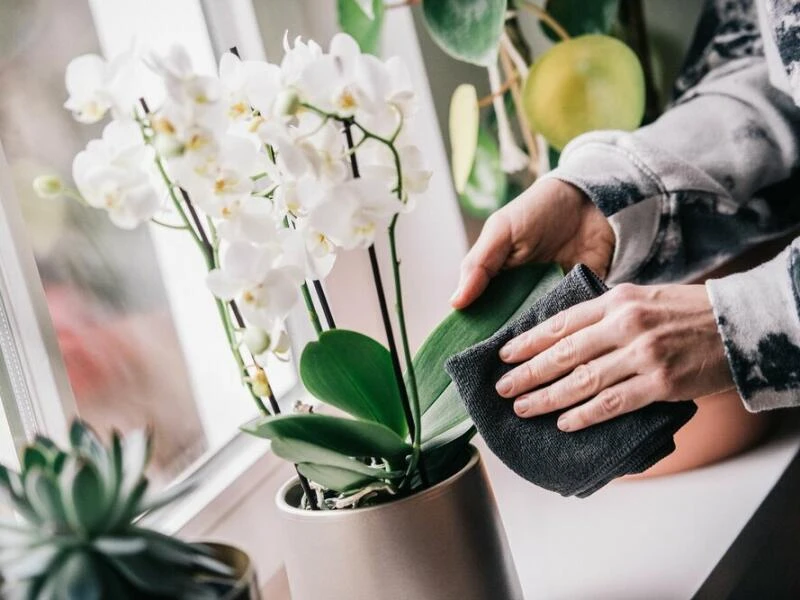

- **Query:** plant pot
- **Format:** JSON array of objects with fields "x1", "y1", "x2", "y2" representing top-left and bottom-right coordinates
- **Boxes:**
[
  {"x1": 204, "y1": 543, "x2": 261, "y2": 600},
  {"x1": 276, "y1": 446, "x2": 523, "y2": 600}
]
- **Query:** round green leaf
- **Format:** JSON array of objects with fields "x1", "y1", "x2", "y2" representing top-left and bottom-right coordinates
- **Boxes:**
[
  {"x1": 540, "y1": 0, "x2": 619, "y2": 41},
  {"x1": 422, "y1": 0, "x2": 507, "y2": 66},
  {"x1": 338, "y1": 0, "x2": 385, "y2": 55},
  {"x1": 458, "y1": 126, "x2": 507, "y2": 219},
  {"x1": 300, "y1": 329, "x2": 408, "y2": 437},
  {"x1": 242, "y1": 413, "x2": 411, "y2": 460},
  {"x1": 449, "y1": 84, "x2": 480, "y2": 194}
]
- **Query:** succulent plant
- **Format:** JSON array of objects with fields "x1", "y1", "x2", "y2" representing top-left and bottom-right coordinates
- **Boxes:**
[{"x1": 0, "y1": 420, "x2": 234, "y2": 599}]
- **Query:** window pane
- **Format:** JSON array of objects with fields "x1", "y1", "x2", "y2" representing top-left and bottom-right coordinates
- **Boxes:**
[{"x1": 0, "y1": 0, "x2": 296, "y2": 487}]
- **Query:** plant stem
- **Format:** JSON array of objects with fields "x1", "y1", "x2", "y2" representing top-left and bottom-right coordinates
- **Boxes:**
[
  {"x1": 498, "y1": 41, "x2": 540, "y2": 174},
  {"x1": 520, "y1": 1, "x2": 571, "y2": 41},
  {"x1": 313, "y1": 280, "x2": 336, "y2": 330},
  {"x1": 342, "y1": 121, "x2": 417, "y2": 452},
  {"x1": 301, "y1": 282, "x2": 324, "y2": 336}
]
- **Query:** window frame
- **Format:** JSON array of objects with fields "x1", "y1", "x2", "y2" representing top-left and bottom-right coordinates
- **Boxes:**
[{"x1": 0, "y1": 0, "x2": 467, "y2": 584}]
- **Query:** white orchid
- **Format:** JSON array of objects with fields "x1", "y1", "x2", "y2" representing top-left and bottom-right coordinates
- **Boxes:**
[
  {"x1": 64, "y1": 49, "x2": 141, "y2": 123},
  {"x1": 279, "y1": 226, "x2": 336, "y2": 281},
  {"x1": 145, "y1": 46, "x2": 224, "y2": 131},
  {"x1": 72, "y1": 121, "x2": 163, "y2": 229},
  {"x1": 307, "y1": 176, "x2": 403, "y2": 250},
  {"x1": 206, "y1": 241, "x2": 303, "y2": 330},
  {"x1": 359, "y1": 140, "x2": 431, "y2": 207}
]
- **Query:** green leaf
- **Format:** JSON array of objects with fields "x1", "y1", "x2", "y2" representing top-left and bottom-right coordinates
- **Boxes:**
[
  {"x1": 420, "y1": 421, "x2": 476, "y2": 484},
  {"x1": 242, "y1": 413, "x2": 411, "y2": 460},
  {"x1": 296, "y1": 463, "x2": 377, "y2": 493},
  {"x1": 414, "y1": 263, "x2": 563, "y2": 415},
  {"x1": 420, "y1": 383, "x2": 469, "y2": 443},
  {"x1": 64, "y1": 460, "x2": 108, "y2": 534},
  {"x1": 338, "y1": 0, "x2": 385, "y2": 55},
  {"x1": 271, "y1": 438, "x2": 401, "y2": 480},
  {"x1": 422, "y1": 0, "x2": 507, "y2": 66},
  {"x1": 23, "y1": 447, "x2": 48, "y2": 473},
  {"x1": 458, "y1": 125, "x2": 508, "y2": 219},
  {"x1": 449, "y1": 83, "x2": 481, "y2": 194},
  {"x1": 24, "y1": 470, "x2": 66, "y2": 526},
  {"x1": 300, "y1": 329, "x2": 408, "y2": 437},
  {"x1": 540, "y1": 0, "x2": 619, "y2": 41}
]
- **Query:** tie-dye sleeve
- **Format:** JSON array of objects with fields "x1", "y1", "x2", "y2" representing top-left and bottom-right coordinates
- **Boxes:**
[
  {"x1": 545, "y1": 56, "x2": 800, "y2": 286},
  {"x1": 544, "y1": 0, "x2": 800, "y2": 410}
]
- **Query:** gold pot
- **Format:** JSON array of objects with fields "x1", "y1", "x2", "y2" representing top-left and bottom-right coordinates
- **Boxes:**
[
  {"x1": 204, "y1": 542, "x2": 261, "y2": 600},
  {"x1": 276, "y1": 447, "x2": 523, "y2": 600}
]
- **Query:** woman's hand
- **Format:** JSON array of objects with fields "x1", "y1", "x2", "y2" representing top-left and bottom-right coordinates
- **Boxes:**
[
  {"x1": 495, "y1": 283, "x2": 735, "y2": 431},
  {"x1": 450, "y1": 178, "x2": 615, "y2": 309}
]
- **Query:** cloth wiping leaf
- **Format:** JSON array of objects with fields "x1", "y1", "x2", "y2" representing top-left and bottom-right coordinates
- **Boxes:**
[{"x1": 445, "y1": 265, "x2": 697, "y2": 497}]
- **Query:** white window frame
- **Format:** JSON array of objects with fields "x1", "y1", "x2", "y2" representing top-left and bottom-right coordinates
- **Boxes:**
[{"x1": 0, "y1": 0, "x2": 467, "y2": 585}]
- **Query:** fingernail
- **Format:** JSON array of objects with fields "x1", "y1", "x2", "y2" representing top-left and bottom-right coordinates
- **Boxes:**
[
  {"x1": 496, "y1": 376, "x2": 512, "y2": 396},
  {"x1": 499, "y1": 342, "x2": 513, "y2": 361},
  {"x1": 557, "y1": 415, "x2": 572, "y2": 432},
  {"x1": 449, "y1": 288, "x2": 461, "y2": 303},
  {"x1": 514, "y1": 399, "x2": 530, "y2": 416}
]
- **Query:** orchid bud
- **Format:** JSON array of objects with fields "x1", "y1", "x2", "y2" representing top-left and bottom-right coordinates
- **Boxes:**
[
  {"x1": 274, "y1": 89, "x2": 301, "y2": 117},
  {"x1": 242, "y1": 327, "x2": 271, "y2": 355},
  {"x1": 249, "y1": 368, "x2": 272, "y2": 397},
  {"x1": 33, "y1": 175, "x2": 64, "y2": 199},
  {"x1": 154, "y1": 134, "x2": 185, "y2": 159}
]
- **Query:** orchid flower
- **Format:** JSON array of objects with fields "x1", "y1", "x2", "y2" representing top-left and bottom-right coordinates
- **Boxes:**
[{"x1": 72, "y1": 121, "x2": 163, "y2": 228}]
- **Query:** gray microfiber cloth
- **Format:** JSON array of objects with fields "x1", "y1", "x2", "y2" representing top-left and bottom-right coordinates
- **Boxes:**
[{"x1": 445, "y1": 264, "x2": 697, "y2": 498}]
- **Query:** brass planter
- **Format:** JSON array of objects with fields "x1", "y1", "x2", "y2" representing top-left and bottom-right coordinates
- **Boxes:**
[
  {"x1": 205, "y1": 542, "x2": 261, "y2": 600},
  {"x1": 276, "y1": 447, "x2": 523, "y2": 600}
]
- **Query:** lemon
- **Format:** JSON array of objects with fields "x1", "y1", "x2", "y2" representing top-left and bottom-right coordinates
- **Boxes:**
[{"x1": 523, "y1": 34, "x2": 645, "y2": 151}]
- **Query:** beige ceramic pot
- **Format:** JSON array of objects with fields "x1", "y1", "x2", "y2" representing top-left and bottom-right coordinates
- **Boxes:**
[{"x1": 276, "y1": 447, "x2": 523, "y2": 600}]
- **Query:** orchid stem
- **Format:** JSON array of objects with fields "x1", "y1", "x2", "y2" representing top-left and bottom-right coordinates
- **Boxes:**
[
  {"x1": 343, "y1": 120, "x2": 417, "y2": 456},
  {"x1": 313, "y1": 280, "x2": 336, "y2": 329},
  {"x1": 302, "y1": 282, "x2": 324, "y2": 336}
]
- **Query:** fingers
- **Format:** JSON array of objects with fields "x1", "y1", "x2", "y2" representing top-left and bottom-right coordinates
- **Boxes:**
[
  {"x1": 495, "y1": 321, "x2": 615, "y2": 398},
  {"x1": 450, "y1": 213, "x2": 512, "y2": 309},
  {"x1": 512, "y1": 349, "x2": 635, "y2": 418},
  {"x1": 499, "y1": 297, "x2": 607, "y2": 363},
  {"x1": 556, "y1": 374, "x2": 663, "y2": 432}
]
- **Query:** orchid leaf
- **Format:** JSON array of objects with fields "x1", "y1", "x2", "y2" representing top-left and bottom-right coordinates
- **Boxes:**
[
  {"x1": 300, "y1": 329, "x2": 408, "y2": 437},
  {"x1": 338, "y1": 0, "x2": 385, "y2": 55},
  {"x1": 540, "y1": 0, "x2": 619, "y2": 41},
  {"x1": 296, "y1": 463, "x2": 378, "y2": 493},
  {"x1": 422, "y1": 0, "x2": 507, "y2": 66},
  {"x1": 413, "y1": 264, "x2": 563, "y2": 443},
  {"x1": 243, "y1": 413, "x2": 411, "y2": 460},
  {"x1": 271, "y1": 438, "x2": 401, "y2": 480},
  {"x1": 414, "y1": 263, "x2": 563, "y2": 415}
]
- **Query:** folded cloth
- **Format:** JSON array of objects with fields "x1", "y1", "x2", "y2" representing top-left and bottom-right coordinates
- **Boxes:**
[{"x1": 445, "y1": 264, "x2": 697, "y2": 497}]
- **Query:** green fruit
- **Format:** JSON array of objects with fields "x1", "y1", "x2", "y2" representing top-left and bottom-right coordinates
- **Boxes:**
[{"x1": 523, "y1": 34, "x2": 645, "y2": 151}]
